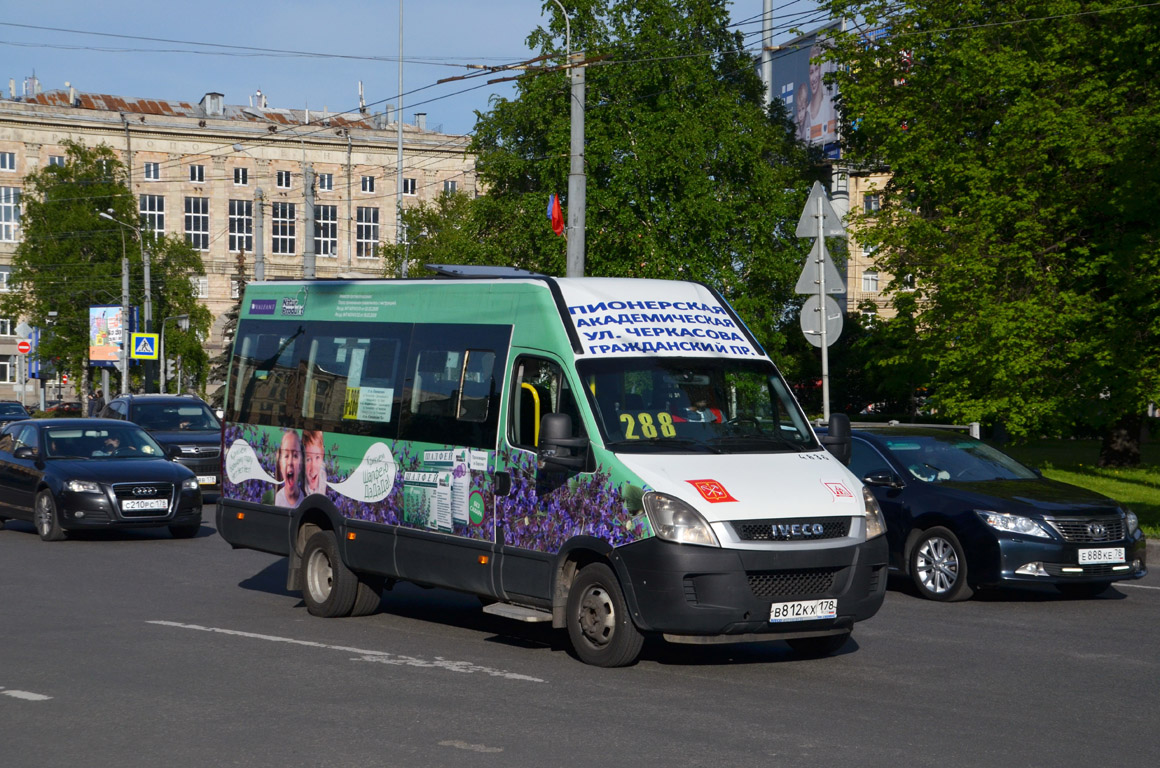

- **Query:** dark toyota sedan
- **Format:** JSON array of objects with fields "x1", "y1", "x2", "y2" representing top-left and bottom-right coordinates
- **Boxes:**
[
  {"x1": 0, "y1": 418, "x2": 202, "y2": 541},
  {"x1": 823, "y1": 426, "x2": 1147, "y2": 601}
]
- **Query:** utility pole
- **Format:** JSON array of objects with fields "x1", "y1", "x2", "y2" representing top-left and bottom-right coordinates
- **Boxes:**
[
  {"x1": 254, "y1": 187, "x2": 265, "y2": 280},
  {"x1": 762, "y1": 0, "x2": 773, "y2": 106},
  {"x1": 303, "y1": 163, "x2": 316, "y2": 279},
  {"x1": 566, "y1": 50, "x2": 586, "y2": 278},
  {"x1": 397, "y1": 0, "x2": 407, "y2": 277}
]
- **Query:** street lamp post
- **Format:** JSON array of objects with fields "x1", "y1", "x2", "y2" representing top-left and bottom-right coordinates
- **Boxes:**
[
  {"x1": 98, "y1": 213, "x2": 131, "y2": 395},
  {"x1": 159, "y1": 314, "x2": 189, "y2": 394},
  {"x1": 99, "y1": 210, "x2": 153, "y2": 392}
]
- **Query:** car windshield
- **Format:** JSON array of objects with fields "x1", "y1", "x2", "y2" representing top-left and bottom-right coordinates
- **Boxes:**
[
  {"x1": 44, "y1": 425, "x2": 166, "y2": 460},
  {"x1": 132, "y1": 401, "x2": 220, "y2": 431},
  {"x1": 576, "y1": 356, "x2": 819, "y2": 454},
  {"x1": 0, "y1": 403, "x2": 27, "y2": 416},
  {"x1": 879, "y1": 433, "x2": 1039, "y2": 483}
]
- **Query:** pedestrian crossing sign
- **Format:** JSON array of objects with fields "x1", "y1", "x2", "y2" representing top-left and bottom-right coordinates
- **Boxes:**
[{"x1": 130, "y1": 333, "x2": 160, "y2": 359}]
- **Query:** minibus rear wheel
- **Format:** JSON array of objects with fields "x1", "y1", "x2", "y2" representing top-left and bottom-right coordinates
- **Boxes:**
[
  {"x1": 566, "y1": 562, "x2": 644, "y2": 667},
  {"x1": 302, "y1": 530, "x2": 359, "y2": 618}
]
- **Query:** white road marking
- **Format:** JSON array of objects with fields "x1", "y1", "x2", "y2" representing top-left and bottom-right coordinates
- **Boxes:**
[
  {"x1": 1, "y1": 688, "x2": 52, "y2": 701},
  {"x1": 1117, "y1": 583, "x2": 1160, "y2": 591},
  {"x1": 439, "y1": 740, "x2": 504, "y2": 753},
  {"x1": 147, "y1": 621, "x2": 545, "y2": 683}
]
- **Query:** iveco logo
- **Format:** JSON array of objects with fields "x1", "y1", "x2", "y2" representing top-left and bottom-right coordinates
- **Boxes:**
[
  {"x1": 132, "y1": 487, "x2": 154, "y2": 496},
  {"x1": 772, "y1": 523, "x2": 825, "y2": 539},
  {"x1": 1087, "y1": 523, "x2": 1108, "y2": 539}
]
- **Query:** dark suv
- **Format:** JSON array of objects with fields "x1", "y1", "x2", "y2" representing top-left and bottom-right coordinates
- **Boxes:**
[
  {"x1": 0, "y1": 400, "x2": 31, "y2": 429},
  {"x1": 100, "y1": 394, "x2": 222, "y2": 500}
]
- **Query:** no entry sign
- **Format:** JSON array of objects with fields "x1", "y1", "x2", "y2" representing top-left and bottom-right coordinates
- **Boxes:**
[{"x1": 17, "y1": 340, "x2": 31, "y2": 354}]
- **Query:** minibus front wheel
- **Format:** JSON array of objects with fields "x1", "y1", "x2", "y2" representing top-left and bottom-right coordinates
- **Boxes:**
[{"x1": 566, "y1": 562, "x2": 644, "y2": 667}]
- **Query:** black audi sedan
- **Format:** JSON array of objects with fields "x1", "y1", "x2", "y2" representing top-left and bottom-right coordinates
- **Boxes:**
[
  {"x1": 0, "y1": 418, "x2": 202, "y2": 541},
  {"x1": 100, "y1": 394, "x2": 221, "y2": 501},
  {"x1": 821, "y1": 426, "x2": 1147, "y2": 601}
]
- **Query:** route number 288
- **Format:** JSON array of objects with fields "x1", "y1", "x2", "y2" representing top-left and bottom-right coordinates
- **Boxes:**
[{"x1": 619, "y1": 412, "x2": 677, "y2": 439}]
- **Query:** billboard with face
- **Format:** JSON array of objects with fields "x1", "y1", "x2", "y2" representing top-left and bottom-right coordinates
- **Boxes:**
[{"x1": 772, "y1": 21, "x2": 842, "y2": 158}]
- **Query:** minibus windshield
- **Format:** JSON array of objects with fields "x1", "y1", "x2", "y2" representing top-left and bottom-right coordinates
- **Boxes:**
[{"x1": 577, "y1": 357, "x2": 820, "y2": 454}]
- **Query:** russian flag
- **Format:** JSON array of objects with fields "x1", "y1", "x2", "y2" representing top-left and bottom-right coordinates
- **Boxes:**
[{"x1": 547, "y1": 194, "x2": 565, "y2": 236}]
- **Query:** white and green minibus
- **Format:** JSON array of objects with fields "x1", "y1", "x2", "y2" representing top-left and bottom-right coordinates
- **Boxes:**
[{"x1": 218, "y1": 267, "x2": 888, "y2": 666}]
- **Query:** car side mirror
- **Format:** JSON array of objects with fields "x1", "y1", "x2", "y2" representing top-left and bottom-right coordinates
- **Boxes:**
[
  {"x1": 539, "y1": 413, "x2": 588, "y2": 470},
  {"x1": 13, "y1": 445, "x2": 36, "y2": 460},
  {"x1": 863, "y1": 470, "x2": 904, "y2": 489},
  {"x1": 166, "y1": 444, "x2": 184, "y2": 460},
  {"x1": 819, "y1": 413, "x2": 851, "y2": 465}
]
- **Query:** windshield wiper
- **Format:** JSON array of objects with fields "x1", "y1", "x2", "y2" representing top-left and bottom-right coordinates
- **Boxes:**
[{"x1": 604, "y1": 438, "x2": 720, "y2": 453}]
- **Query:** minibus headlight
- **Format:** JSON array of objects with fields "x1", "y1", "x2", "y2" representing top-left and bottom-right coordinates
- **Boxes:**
[
  {"x1": 642, "y1": 492, "x2": 720, "y2": 547},
  {"x1": 863, "y1": 487, "x2": 887, "y2": 539}
]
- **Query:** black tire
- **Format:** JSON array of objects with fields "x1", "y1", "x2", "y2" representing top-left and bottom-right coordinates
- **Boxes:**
[
  {"x1": 349, "y1": 576, "x2": 384, "y2": 617},
  {"x1": 787, "y1": 632, "x2": 851, "y2": 657},
  {"x1": 909, "y1": 526, "x2": 973, "y2": 601},
  {"x1": 1055, "y1": 582, "x2": 1111, "y2": 599},
  {"x1": 0, "y1": 515, "x2": 8, "y2": 529},
  {"x1": 566, "y1": 562, "x2": 644, "y2": 667},
  {"x1": 168, "y1": 522, "x2": 200, "y2": 539},
  {"x1": 302, "y1": 530, "x2": 358, "y2": 618},
  {"x1": 34, "y1": 491, "x2": 66, "y2": 542}
]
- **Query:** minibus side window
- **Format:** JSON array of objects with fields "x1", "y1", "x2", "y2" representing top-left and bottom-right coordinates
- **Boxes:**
[
  {"x1": 508, "y1": 357, "x2": 585, "y2": 450},
  {"x1": 300, "y1": 324, "x2": 405, "y2": 437},
  {"x1": 229, "y1": 321, "x2": 306, "y2": 427}
]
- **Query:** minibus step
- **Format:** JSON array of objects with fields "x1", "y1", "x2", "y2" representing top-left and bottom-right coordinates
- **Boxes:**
[{"x1": 482, "y1": 603, "x2": 553, "y2": 623}]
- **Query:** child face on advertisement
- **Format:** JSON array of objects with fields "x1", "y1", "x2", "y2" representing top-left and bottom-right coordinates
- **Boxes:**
[
  {"x1": 279, "y1": 431, "x2": 303, "y2": 498},
  {"x1": 304, "y1": 436, "x2": 325, "y2": 492}
]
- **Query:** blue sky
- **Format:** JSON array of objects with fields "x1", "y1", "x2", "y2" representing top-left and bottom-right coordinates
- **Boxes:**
[{"x1": 1, "y1": 1, "x2": 825, "y2": 136}]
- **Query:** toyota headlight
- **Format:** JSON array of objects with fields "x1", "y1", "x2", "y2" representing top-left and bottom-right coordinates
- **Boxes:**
[
  {"x1": 182, "y1": 477, "x2": 200, "y2": 491},
  {"x1": 1125, "y1": 509, "x2": 1139, "y2": 536},
  {"x1": 977, "y1": 510, "x2": 1052, "y2": 539},
  {"x1": 863, "y1": 487, "x2": 886, "y2": 539},
  {"x1": 642, "y1": 492, "x2": 719, "y2": 547},
  {"x1": 66, "y1": 479, "x2": 101, "y2": 493}
]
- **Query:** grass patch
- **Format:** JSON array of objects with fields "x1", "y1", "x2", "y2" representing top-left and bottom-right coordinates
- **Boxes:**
[{"x1": 994, "y1": 439, "x2": 1160, "y2": 538}]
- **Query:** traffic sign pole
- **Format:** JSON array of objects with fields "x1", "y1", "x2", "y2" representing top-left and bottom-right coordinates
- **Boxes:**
[{"x1": 818, "y1": 193, "x2": 830, "y2": 422}]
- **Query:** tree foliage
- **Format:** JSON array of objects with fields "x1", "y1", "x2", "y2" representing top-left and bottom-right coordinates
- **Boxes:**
[
  {"x1": 393, "y1": 0, "x2": 822, "y2": 366},
  {"x1": 2, "y1": 140, "x2": 212, "y2": 395},
  {"x1": 825, "y1": 0, "x2": 1160, "y2": 464}
]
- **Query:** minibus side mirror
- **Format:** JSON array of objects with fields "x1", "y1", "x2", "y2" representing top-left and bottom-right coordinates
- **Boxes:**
[
  {"x1": 819, "y1": 413, "x2": 852, "y2": 465},
  {"x1": 539, "y1": 413, "x2": 588, "y2": 471}
]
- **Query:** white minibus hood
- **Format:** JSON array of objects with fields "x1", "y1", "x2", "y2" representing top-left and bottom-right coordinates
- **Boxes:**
[{"x1": 617, "y1": 451, "x2": 863, "y2": 522}]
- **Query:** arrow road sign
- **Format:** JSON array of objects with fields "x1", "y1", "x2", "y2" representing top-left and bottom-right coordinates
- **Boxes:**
[
  {"x1": 795, "y1": 239, "x2": 846, "y2": 295},
  {"x1": 795, "y1": 181, "x2": 846, "y2": 238}
]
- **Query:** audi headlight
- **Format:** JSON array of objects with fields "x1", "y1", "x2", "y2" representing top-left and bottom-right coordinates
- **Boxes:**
[
  {"x1": 643, "y1": 492, "x2": 719, "y2": 547},
  {"x1": 977, "y1": 510, "x2": 1052, "y2": 539},
  {"x1": 66, "y1": 479, "x2": 101, "y2": 493},
  {"x1": 1125, "y1": 510, "x2": 1139, "y2": 536},
  {"x1": 863, "y1": 487, "x2": 886, "y2": 539},
  {"x1": 182, "y1": 477, "x2": 200, "y2": 491}
]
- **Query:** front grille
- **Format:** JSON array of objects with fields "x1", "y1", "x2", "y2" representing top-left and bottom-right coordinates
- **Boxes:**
[
  {"x1": 179, "y1": 445, "x2": 221, "y2": 459},
  {"x1": 731, "y1": 517, "x2": 851, "y2": 542},
  {"x1": 113, "y1": 482, "x2": 174, "y2": 518},
  {"x1": 747, "y1": 567, "x2": 840, "y2": 598},
  {"x1": 1043, "y1": 563, "x2": 1127, "y2": 577},
  {"x1": 1047, "y1": 517, "x2": 1125, "y2": 543}
]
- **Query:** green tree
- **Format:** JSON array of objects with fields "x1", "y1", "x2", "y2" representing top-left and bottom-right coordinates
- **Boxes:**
[
  {"x1": 400, "y1": 0, "x2": 821, "y2": 366},
  {"x1": 2, "y1": 139, "x2": 212, "y2": 395},
  {"x1": 824, "y1": 0, "x2": 1160, "y2": 465}
]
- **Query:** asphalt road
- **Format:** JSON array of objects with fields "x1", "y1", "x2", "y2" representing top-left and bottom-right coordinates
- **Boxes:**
[{"x1": 2, "y1": 514, "x2": 1157, "y2": 768}]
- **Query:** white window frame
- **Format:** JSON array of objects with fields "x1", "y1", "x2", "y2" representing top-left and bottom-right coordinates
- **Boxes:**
[
  {"x1": 229, "y1": 199, "x2": 253, "y2": 253},
  {"x1": 862, "y1": 270, "x2": 879, "y2": 293},
  {"x1": 356, "y1": 206, "x2": 379, "y2": 258},
  {"x1": 317, "y1": 173, "x2": 334, "y2": 191},
  {"x1": 443, "y1": 179, "x2": 457, "y2": 195},
  {"x1": 0, "y1": 318, "x2": 12, "y2": 336},
  {"x1": 234, "y1": 167, "x2": 248, "y2": 186},
  {"x1": 191, "y1": 276, "x2": 210, "y2": 299},
  {"x1": 361, "y1": 175, "x2": 375, "y2": 193},
  {"x1": 272, "y1": 202, "x2": 295, "y2": 254},
  {"x1": 231, "y1": 279, "x2": 243, "y2": 299},
  {"x1": 0, "y1": 355, "x2": 14, "y2": 384},
  {"x1": 139, "y1": 194, "x2": 165, "y2": 237},
  {"x1": 189, "y1": 164, "x2": 205, "y2": 183},
  {"x1": 0, "y1": 152, "x2": 15, "y2": 172},
  {"x1": 0, "y1": 269, "x2": 11, "y2": 292},
  {"x1": 0, "y1": 187, "x2": 19, "y2": 242},
  {"x1": 864, "y1": 193, "x2": 881, "y2": 214},
  {"x1": 402, "y1": 178, "x2": 417, "y2": 196},
  {"x1": 48, "y1": 155, "x2": 66, "y2": 167},
  {"x1": 144, "y1": 161, "x2": 160, "y2": 181},
  {"x1": 184, "y1": 196, "x2": 209, "y2": 251},
  {"x1": 276, "y1": 170, "x2": 292, "y2": 189},
  {"x1": 315, "y1": 204, "x2": 337, "y2": 257}
]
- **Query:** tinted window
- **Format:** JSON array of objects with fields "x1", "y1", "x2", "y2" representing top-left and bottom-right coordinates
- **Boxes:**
[
  {"x1": 228, "y1": 321, "x2": 307, "y2": 427},
  {"x1": 300, "y1": 322, "x2": 407, "y2": 437},
  {"x1": 850, "y1": 438, "x2": 893, "y2": 480},
  {"x1": 131, "y1": 401, "x2": 220, "y2": 431}
]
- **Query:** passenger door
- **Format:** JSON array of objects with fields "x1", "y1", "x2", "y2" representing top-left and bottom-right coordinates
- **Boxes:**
[
  {"x1": 1, "y1": 424, "x2": 43, "y2": 519},
  {"x1": 850, "y1": 437, "x2": 910, "y2": 568},
  {"x1": 497, "y1": 354, "x2": 590, "y2": 602}
]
